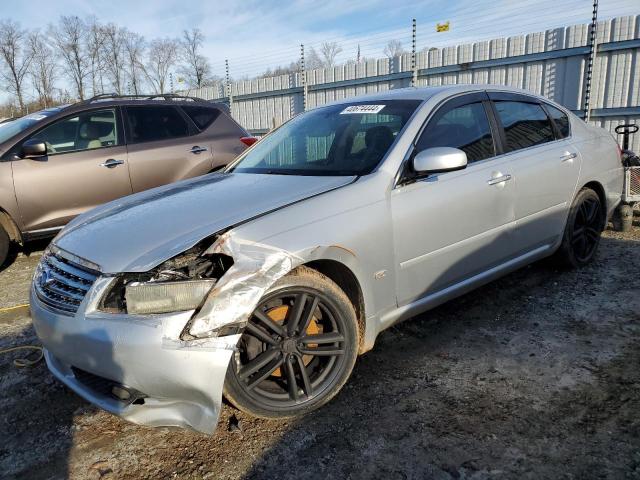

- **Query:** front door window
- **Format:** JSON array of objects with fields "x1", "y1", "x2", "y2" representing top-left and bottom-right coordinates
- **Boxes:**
[{"x1": 32, "y1": 109, "x2": 120, "y2": 155}]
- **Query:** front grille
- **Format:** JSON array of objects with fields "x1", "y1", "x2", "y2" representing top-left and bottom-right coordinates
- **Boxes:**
[{"x1": 34, "y1": 252, "x2": 99, "y2": 314}]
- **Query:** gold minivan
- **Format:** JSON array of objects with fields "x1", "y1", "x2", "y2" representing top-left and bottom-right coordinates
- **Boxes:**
[{"x1": 0, "y1": 94, "x2": 251, "y2": 266}]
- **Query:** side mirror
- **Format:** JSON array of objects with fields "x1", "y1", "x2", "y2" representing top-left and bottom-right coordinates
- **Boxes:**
[
  {"x1": 21, "y1": 138, "x2": 47, "y2": 159},
  {"x1": 412, "y1": 147, "x2": 467, "y2": 175}
]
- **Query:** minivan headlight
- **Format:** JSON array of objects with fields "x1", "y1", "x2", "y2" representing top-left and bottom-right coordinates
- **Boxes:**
[{"x1": 125, "y1": 280, "x2": 216, "y2": 315}]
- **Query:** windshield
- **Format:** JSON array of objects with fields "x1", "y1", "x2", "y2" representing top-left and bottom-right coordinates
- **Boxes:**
[
  {"x1": 0, "y1": 110, "x2": 59, "y2": 144},
  {"x1": 230, "y1": 100, "x2": 421, "y2": 176}
]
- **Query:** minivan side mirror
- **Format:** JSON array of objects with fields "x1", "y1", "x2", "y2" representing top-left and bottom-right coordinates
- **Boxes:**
[
  {"x1": 21, "y1": 138, "x2": 47, "y2": 159},
  {"x1": 412, "y1": 147, "x2": 468, "y2": 175}
]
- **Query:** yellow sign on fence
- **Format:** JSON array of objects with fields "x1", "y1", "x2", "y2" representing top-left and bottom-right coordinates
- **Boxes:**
[{"x1": 436, "y1": 21, "x2": 450, "y2": 32}]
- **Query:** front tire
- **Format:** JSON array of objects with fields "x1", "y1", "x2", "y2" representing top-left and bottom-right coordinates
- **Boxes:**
[
  {"x1": 224, "y1": 266, "x2": 359, "y2": 419},
  {"x1": 0, "y1": 225, "x2": 9, "y2": 268},
  {"x1": 556, "y1": 188, "x2": 604, "y2": 268}
]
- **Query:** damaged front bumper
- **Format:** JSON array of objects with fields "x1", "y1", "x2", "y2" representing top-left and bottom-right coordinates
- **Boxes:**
[
  {"x1": 31, "y1": 232, "x2": 301, "y2": 434},
  {"x1": 31, "y1": 286, "x2": 239, "y2": 434}
]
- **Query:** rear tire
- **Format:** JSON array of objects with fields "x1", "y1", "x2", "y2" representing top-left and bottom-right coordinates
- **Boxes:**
[
  {"x1": 224, "y1": 266, "x2": 359, "y2": 419},
  {"x1": 555, "y1": 188, "x2": 604, "y2": 268},
  {"x1": 0, "y1": 225, "x2": 9, "y2": 268}
]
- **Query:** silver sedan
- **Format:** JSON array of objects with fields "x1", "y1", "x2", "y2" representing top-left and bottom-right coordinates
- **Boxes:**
[{"x1": 31, "y1": 85, "x2": 623, "y2": 433}]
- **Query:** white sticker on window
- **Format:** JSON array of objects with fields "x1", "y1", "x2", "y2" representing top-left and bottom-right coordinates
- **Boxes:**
[{"x1": 340, "y1": 105, "x2": 385, "y2": 115}]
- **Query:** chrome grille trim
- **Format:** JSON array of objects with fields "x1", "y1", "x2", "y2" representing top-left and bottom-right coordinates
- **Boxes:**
[{"x1": 34, "y1": 252, "x2": 100, "y2": 314}]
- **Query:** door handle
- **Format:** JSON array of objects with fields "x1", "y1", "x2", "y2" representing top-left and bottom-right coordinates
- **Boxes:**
[
  {"x1": 560, "y1": 152, "x2": 577, "y2": 162},
  {"x1": 487, "y1": 174, "x2": 512, "y2": 185},
  {"x1": 190, "y1": 146, "x2": 208, "y2": 154},
  {"x1": 100, "y1": 159, "x2": 125, "y2": 168}
]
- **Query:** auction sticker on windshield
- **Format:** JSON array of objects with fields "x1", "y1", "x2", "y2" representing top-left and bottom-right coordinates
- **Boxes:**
[{"x1": 340, "y1": 105, "x2": 386, "y2": 114}]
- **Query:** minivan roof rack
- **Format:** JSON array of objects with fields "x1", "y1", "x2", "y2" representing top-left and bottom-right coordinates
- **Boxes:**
[{"x1": 76, "y1": 93, "x2": 214, "y2": 105}]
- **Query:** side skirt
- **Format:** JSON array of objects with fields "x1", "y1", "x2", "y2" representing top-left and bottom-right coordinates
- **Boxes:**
[{"x1": 378, "y1": 243, "x2": 555, "y2": 331}]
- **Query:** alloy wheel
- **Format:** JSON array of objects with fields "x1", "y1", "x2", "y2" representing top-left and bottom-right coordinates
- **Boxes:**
[
  {"x1": 231, "y1": 288, "x2": 348, "y2": 408},
  {"x1": 571, "y1": 196, "x2": 602, "y2": 263}
]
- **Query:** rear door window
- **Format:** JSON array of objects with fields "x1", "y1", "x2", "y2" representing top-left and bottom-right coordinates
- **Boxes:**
[
  {"x1": 181, "y1": 106, "x2": 221, "y2": 130},
  {"x1": 544, "y1": 104, "x2": 570, "y2": 139},
  {"x1": 494, "y1": 101, "x2": 555, "y2": 152},
  {"x1": 126, "y1": 106, "x2": 189, "y2": 144},
  {"x1": 416, "y1": 102, "x2": 495, "y2": 163}
]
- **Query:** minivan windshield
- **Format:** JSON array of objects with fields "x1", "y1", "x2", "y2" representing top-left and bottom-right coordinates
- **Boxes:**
[
  {"x1": 229, "y1": 100, "x2": 421, "y2": 176},
  {"x1": 0, "y1": 109, "x2": 61, "y2": 144}
]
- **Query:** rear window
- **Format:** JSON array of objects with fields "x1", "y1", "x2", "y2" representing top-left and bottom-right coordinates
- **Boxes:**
[
  {"x1": 494, "y1": 101, "x2": 555, "y2": 152},
  {"x1": 126, "y1": 106, "x2": 189, "y2": 143},
  {"x1": 182, "y1": 106, "x2": 221, "y2": 130},
  {"x1": 545, "y1": 104, "x2": 570, "y2": 139}
]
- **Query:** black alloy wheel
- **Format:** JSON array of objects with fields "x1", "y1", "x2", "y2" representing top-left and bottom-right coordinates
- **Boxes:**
[
  {"x1": 556, "y1": 188, "x2": 604, "y2": 268},
  {"x1": 571, "y1": 194, "x2": 602, "y2": 263},
  {"x1": 224, "y1": 267, "x2": 358, "y2": 418}
]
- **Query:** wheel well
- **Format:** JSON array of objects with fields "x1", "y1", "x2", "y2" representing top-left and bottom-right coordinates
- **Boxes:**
[
  {"x1": 0, "y1": 208, "x2": 21, "y2": 244},
  {"x1": 303, "y1": 259, "x2": 366, "y2": 350},
  {"x1": 582, "y1": 181, "x2": 607, "y2": 227}
]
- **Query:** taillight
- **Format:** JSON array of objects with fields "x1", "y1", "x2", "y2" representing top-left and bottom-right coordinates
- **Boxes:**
[{"x1": 240, "y1": 136, "x2": 258, "y2": 147}]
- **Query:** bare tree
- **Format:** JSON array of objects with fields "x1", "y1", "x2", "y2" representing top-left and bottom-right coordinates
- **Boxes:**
[
  {"x1": 102, "y1": 23, "x2": 126, "y2": 94},
  {"x1": 260, "y1": 61, "x2": 299, "y2": 78},
  {"x1": 28, "y1": 31, "x2": 57, "y2": 108},
  {"x1": 86, "y1": 18, "x2": 106, "y2": 95},
  {"x1": 143, "y1": 37, "x2": 179, "y2": 93},
  {"x1": 123, "y1": 31, "x2": 145, "y2": 94},
  {"x1": 319, "y1": 42, "x2": 342, "y2": 68},
  {"x1": 179, "y1": 28, "x2": 211, "y2": 88},
  {"x1": 306, "y1": 47, "x2": 322, "y2": 69},
  {"x1": 50, "y1": 16, "x2": 89, "y2": 100},
  {"x1": 0, "y1": 20, "x2": 33, "y2": 113},
  {"x1": 384, "y1": 40, "x2": 405, "y2": 59}
]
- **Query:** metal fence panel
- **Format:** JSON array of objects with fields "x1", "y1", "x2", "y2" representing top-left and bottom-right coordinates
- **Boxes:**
[{"x1": 185, "y1": 15, "x2": 640, "y2": 146}]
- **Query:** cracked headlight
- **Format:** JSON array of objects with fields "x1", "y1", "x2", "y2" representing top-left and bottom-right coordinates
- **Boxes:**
[{"x1": 125, "y1": 280, "x2": 216, "y2": 315}]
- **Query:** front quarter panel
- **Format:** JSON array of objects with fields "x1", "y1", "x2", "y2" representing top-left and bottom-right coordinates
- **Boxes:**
[
  {"x1": 228, "y1": 172, "x2": 397, "y2": 351},
  {"x1": 0, "y1": 160, "x2": 22, "y2": 232}
]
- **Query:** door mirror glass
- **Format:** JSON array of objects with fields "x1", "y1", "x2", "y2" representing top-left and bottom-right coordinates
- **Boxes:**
[
  {"x1": 21, "y1": 138, "x2": 47, "y2": 158},
  {"x1": 413, "y1": 147, "x2": 468, "y2": 174}
]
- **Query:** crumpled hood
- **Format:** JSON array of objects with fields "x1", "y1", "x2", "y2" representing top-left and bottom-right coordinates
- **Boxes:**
[{"x1": 54, "y1": 173, "x2": 355, "y2": 273}]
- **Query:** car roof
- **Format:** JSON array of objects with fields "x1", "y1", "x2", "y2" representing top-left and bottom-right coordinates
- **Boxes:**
[
  {"x1": 56, "y1": 96, "x2": 230, "y2": 115},
  {"x1": 325, "y1": 84, "x2": 551, "y2": 105}
]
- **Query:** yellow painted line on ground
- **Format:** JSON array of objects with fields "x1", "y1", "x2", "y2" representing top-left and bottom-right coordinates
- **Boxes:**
[{"x1": 0, "y1": 304, "x2": 29, "y2": 313}]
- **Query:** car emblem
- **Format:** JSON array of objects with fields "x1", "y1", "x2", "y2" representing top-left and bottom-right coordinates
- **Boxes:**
[{"x1": 40, "y1": 267, "x2": 55, "y2": 288}]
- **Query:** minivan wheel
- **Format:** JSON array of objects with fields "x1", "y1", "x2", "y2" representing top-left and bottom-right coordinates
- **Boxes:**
[
  {"x1": 0, "y1": 225, "x2": 9, "y2": 268},
  {"x1": 556, "y1": 188, "x2": 603, "y2": 268},
  {"x1": 224, "y1": 267, "x2": 359, "y2": 419}
]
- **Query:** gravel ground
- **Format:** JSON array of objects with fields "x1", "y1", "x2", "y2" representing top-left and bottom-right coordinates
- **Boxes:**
[{"x1": 1, "y1": 223, "x2": 639, "y2": 480}]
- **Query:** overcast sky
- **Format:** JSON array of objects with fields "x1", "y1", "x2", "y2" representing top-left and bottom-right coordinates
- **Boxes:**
[{"x1": 1, "y1": 0, "x2": 639, "y2": 99}]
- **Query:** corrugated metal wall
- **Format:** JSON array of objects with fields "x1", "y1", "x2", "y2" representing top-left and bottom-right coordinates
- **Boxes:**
[{"x1": 185, "y1": 15, "x2": 640, "y2": 152}]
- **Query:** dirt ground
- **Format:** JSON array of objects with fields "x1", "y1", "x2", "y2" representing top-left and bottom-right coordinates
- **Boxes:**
[{"x1": 1, "y1": 222, "x2": 639, "y2": 480}]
